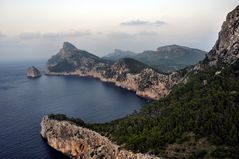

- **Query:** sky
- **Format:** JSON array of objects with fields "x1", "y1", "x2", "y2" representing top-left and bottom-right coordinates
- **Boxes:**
[{"x1": 0, "y1": 0, "x2": 238, "y2": 62}]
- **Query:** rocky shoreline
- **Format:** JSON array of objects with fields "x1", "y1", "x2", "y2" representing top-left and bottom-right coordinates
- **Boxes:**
[
  {"x1": 45, "y1": 42, "x2": 183, "y2": 100},
  {"x1": 45, "y1": 68, "x2": 181, "y2": 100},
  {"x1": 41, "y1": 116, "x2": 160, "y2": 159}
]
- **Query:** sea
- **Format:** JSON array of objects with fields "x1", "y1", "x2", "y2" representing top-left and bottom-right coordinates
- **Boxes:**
[{"x1": 0, "y1": 61, "x2": 147, "y2": 159}]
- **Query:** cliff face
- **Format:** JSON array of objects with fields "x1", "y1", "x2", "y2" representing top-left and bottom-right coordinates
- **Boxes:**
[
  {"x1": 206, "y1": 6, "x2": 239, "y2": 66},
  {"x1": 41, "y1": 116, "x2": 159, "y2": 159},
  {"x1": 46, "y1": 43, "x2": 182, "y2": 100},
  {"x1": 27, "y1": 66, "x2": 41, "y2": 78}
]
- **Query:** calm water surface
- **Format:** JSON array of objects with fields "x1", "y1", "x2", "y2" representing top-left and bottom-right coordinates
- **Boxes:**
[{"x1": 0, "y1": 62, "x2": 147, "y2": 159}]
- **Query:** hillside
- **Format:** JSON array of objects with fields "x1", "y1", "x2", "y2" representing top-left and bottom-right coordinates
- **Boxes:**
[
  {"x1": 89, "y1": 5, "x2": 239, "y2": 158},
  {"x1": 102, "y1": 49, "x2": 136, "y2": 61},
  {"x1": 112, "y1": 58, "x2": 156, "y2": 74}
]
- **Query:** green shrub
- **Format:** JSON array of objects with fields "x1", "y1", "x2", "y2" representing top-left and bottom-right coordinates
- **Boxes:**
[{"x1": 48, "y1": 114, "x2": 85, "y2": 126}]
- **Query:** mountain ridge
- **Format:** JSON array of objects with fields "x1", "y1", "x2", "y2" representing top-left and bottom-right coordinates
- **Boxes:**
[{"x1": 103, "y1": 45, "x2": 207, "y2": 72}]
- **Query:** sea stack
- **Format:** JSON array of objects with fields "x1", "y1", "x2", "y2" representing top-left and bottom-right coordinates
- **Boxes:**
[{"x1": 27, "y1": 66, "x2": 41, "y2": 78}]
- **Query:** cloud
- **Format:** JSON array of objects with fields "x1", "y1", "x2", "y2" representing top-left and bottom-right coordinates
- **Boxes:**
[
  {"x1": 154, "y1": 21, "x2": 168, "y2": 26},
  {"x1": 121, "y1": 20, "x2": 150, "y2": 26},
  {"x1": 121, "y1": 20, "x2": 168, "y2": 27},
  {"x1": 19, "y1": 30, "x2": 91, "y2": 40}
]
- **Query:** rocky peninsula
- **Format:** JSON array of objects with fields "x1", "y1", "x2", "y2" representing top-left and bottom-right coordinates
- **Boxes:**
[
  {"x1": 46, "y1": 42, "x2": 183, "y2": 100},
  {"x1": 41, "y1": 115, "x2": 160, "y2": 159}
]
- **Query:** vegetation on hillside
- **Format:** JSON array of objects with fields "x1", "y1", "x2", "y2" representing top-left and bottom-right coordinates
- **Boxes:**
[
  {"x1": 48, "y1": 114, "x2": 85, "y2": 127},
  {"x1": 88, "y1": 60, "x2": 239, "y2": 158},
  {"x1": 49, "y1": 60, "x2": 239, "y2": 158},
  {"x1": 115, "y1": 58, "x2": 160, "y2": 74},
  {"x1": 48, "y1": 59, "x2": 76, "y2": 72}
]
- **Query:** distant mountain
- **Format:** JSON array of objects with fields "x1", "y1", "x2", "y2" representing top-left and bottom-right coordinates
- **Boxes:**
[
  {"x1": 47, "y1": 42, "x2": 181, "y2": 100},
  {"x1": 102, "y1": 49, "x2": 136, "y2": 61},
  {"x1": 103, "y1": 45, "x2": 206, "y2": 72},
  {"x1": 136, "y1": 45, "x2": 206, "y2": 71},
  {"x1": 47, "y1": 42, "x2": 112, "y2": 72}
]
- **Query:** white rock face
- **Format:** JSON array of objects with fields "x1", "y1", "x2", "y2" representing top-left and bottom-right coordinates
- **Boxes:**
[{"x1": 41, "y1": 116, "x2": 160, "y2": 159}]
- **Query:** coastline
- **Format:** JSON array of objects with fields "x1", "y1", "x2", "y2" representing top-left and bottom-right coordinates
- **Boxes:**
[
  {"x1": 41, "y1": 115, "x2": 160, "y2": 159},
  {"x1": 45, "y1": 70, "x2": 175, "y2": 100}
]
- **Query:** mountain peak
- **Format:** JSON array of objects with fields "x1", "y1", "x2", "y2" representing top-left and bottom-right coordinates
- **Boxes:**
[
  {"x1": 157, "y1": 45, "x2": 196, "y2": 52},
  {"x1": 63, "y1": 42, "x2": 77, "y2": 50}
]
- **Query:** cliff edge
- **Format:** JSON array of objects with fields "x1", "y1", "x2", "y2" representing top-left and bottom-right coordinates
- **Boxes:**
[{"x1": 41, "y1": 116, "x2": 159, "y2": 159}]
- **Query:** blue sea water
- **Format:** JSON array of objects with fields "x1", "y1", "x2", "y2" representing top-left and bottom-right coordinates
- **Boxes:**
[{"x1": 0, "y1": 62, "x2": 147, "y2": 159}]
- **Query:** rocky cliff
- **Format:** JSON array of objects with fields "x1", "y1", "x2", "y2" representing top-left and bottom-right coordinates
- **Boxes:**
[
  {"x1": 205, "y1": 5, "x2": 239, "y2": 66},
  {"x1": 27, "y1": 66, "x2": 41, "y2": 78},
  {"x1": 41, "y1": 116, "x2": 159, "y2": 159},
  {"x1": 46, "y1": 43, "x2": 182, "y2": 100}
]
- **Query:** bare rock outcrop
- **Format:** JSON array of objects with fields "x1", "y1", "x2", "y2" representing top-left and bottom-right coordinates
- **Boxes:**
[
  {"x1": 41, "y1": 116, "x2": 160, "y2": 159},
  {"x1": 206, "y1": 5, "x2": 239, "y2": 65},
  {"x1": 27, "y1": 66, "x2": 41, "y2": 78}
]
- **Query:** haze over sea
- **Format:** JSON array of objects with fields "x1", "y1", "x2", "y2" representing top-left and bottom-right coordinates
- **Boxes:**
[{"x1": 0, "y1": 61, "x2": 146, "y2": 159}]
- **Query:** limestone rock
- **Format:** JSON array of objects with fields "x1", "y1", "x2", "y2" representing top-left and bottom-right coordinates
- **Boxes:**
[
  {"x1": 41, "y1": 116, "x2": 160, "y2": 159},
  {"x1": 206, "y1": 5, "x2": 239, "y2": 65}
]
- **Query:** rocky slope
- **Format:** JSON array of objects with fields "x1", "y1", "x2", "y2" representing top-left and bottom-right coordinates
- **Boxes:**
[
  {"x1": 205, "y1": 5, "x2": 239, "y2": 66},
  {"x1": 46, "y1": 43, "x2": 182, "y2": 100},
  {"x1": 41, "y1": 115, "x2": 159, "y2": 159},
  {"x1": 26, "y1": 66, "x2": 41, "y2": 78},
  {"x1": 103, "y1": 45, "x2": 206, "y2": 72}
]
